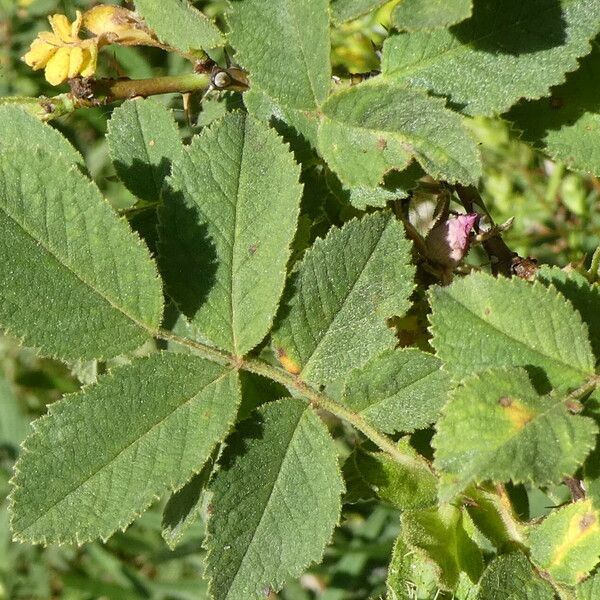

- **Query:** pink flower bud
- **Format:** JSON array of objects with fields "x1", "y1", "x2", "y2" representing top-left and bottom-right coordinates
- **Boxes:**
[{"x1": 425, "y1": 213, "x2": 479, "y2": 268}]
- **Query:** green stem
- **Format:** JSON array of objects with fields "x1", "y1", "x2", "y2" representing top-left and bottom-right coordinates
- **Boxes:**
[
  {"x1": 158, "y1": 329, "x2": 434, "y2": 473},
  {"x1": 89, "y1": 73, "x2": 211, "y2": 100}
]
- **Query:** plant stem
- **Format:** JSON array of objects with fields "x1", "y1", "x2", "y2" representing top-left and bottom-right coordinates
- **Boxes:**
[
  {"x1": 158, "y1": 329, "x2": 434, "y2": 473},
  {"x1": 89, "y1": 73, "x2": 211, "y2": 100}
]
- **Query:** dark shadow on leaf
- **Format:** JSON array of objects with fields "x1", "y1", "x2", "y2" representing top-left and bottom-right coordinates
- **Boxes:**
[
  {"x1": 452, "y1": 0, "x2": 566, "y2": 55},
  {"x1": 115, "y1": 156, "x2": 174, "y2": 203},
  {"x1": 506, "y1": 40, "x2": 600, "y2": 144},
  {"x1": 217, "y1": 412, "x2": 266, "y2": 473},
  {"x1": 523, "y1": 365, "x2": 552, "y2": 395},
  {"x1": 157, "y1": 186, "x2": 218, "y2": 321}
]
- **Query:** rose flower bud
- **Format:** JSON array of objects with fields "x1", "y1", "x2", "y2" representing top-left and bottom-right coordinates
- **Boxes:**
[{"x1": 425, "y1": 213, "x2": 479, "y2": 279}]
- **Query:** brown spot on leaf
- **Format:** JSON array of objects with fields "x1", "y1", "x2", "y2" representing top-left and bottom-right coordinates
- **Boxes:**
[
  {"x1": 484, "y1": 307, "x2": 491, "y2": 316},
  {"x1": 248, "y1": 243, "x2": 258, "y2": 256},
  {"x1": 377, "y1": 138, "x2": 388, "y2": 150},
  {"x1": 579, "y1": 513, "x2": 596, "y2": 531},
  {"x1": 499, "y1": 396, "x2": 512, "y2": 407}
]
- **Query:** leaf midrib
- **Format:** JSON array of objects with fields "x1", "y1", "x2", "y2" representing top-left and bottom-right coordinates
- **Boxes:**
[
  {"x1": 384, "y1": 0, "x2": 581, "y2": 81},
  {"x1": 321, "y1": 110, "x2": 472, "y2": 181},
  {"x1": 0, "y1": 183, "x2": 156, "y2": 336},
  {"x1": 302, "y1": 216, "x2": 392, "y2": 378},
  {"x1": 16, "y1": 369, "x2": 231, "y2": 535},
  {"x1": 219, "y1": 405, "x2": 308, "y2": 598},
  {"x1": 436, "y1": 289, "x2": 592, "y2": 382}
]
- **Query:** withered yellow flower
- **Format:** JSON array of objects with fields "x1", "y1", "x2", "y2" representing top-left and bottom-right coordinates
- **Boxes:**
[
  {"x1": 83, "y1": 5, "x2": 158, "y2": 47},
  {"x1": 23, "y1": 11, "x2": 99, "y2": 86}
]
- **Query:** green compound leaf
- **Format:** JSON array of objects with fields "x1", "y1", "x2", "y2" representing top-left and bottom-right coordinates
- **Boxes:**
[
  {"x1": 160, "y1": 112, "x2": 302, "y2": 357},
  {"x1": 342, "y1": 348, "x2": 449, "y2": 434},
  {"x1": 10, "y1": 353, "x2": 240, "y2": 545},
  {"x1": 0, "y1": 146, "x2": 163, "y2": 361},
  {"x1": 0, "y1": 106, "x2": 83, "y2": 167},
  {"x1": 107, "y1": 99, "x2": 183, "y2": 203},
  {"x1": 227, "y1": 0, "x2": 331, "y2": 110},
  {"x1": 507, "y1": 42, "x2": 600, "y2": 177},
  {"x1": 476, "y1": 552, "x2": 555, "y2": 600},
  {"x1": 352, "y1": 446, "x2": 437, "y2": 510},
  {"x1": 401, "y1": 504, "x2": 483, "y2": 590},
  {"x1": 318, "y1": 81, "x2": 481, "y2": 188},
  {"x1": 529, "y1": 499, "x2": 600, "y2": 586},
  {"x1": 392, "y1": 0, "x2": 472, "y2": 31},
  {"x1": 429, "y1": 272, "x2": 595, "y2": 389},
  {"x1": 271, "y1": 211, "x2": 414, "y2": 385},
  {"x1": 205, "y1": 398, "x2": 344, "y2": 600},
  {"x1": 331, "y1": 0, "x2": 388, "y2": 23},
  {"x1": 382, "y1": 0, "x2": 600, "y2": 116},
  {"x1": 433, "y1": 367, "x2": 597, "y2": 501},
  {"x1": 537, "y1": 266, "x2": 600, "y2": 361},
  {"x1": 134, "y1": 0, "x2": 224, "y2": 53}
]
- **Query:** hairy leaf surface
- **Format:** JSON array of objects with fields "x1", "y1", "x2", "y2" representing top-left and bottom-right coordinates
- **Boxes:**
[
  {"x1": 0, "y1": 146, "x2": 163, "y2": 361},
  {"x1": 10, "y1": 353, "x2": 240, "y2": 544},
  {"x1": 392, "y1": 0, "x2": 472, "y2": 31},
  {"x1": 342, "y1": 348, "x2": 448, "y2": 434},
  {"x1": 537, "y1": 266, "x2": 600, "y2": 360},
  {"x1": 318, "y1": 81, "x2": 481, "y2": 188},
  {"x1": 508, "y1": 42, "x2": 600, "y2": 177},
  {"x1": 205, "y1": 398, "x2": 344, "y2": 600},
  {"x1": 429, "y1": 272, "x2": 594, "y2": 389},
  {"x1": 135, "y1": 0, "x2": 224, "y2": 53},
  {"x1": 160, "y1": 112, "x2": 302, "y2": 356},
  {"x1": 476, "y1": 552, "x2": 555, "y2": 600},
  {"x1": 331, "y1": 0, "x2": 388, "y2": 23},
  {"x1": 227, "y1": 0, "x2": 330, "y2": 110},
  {"x1": 433, "y1": 367, "x2": 597, "y2": 500},
  {"x1": 401, "y1": 505, "x2": 483, "y2": 590},
  {"x1": 107, "y1": 98, "x2": 183, "y2": 202},
  {"x1": 352, "y1": 446, "x2": 437, "y2": 510},
  {"x1": 529, "y1": 499, "x2": 600, "y2": 585},
  {"x1": 271, "y1": 211, "x2": 414, "y2": 385},
  {"x1": 0, "y1": 106, "x2": 83, "y2": 167},
  {"x1": 382, "y1": 0, "x2": 600, "y2": 115}
]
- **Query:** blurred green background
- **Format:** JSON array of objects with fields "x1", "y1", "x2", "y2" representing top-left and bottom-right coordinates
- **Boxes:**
[{"x1": 1, "y1": 1, "x2": 598, "y2": 598}]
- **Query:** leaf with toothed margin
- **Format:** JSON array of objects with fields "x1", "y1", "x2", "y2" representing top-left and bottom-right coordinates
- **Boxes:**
[
  {"x1": 9, "y1": 352, "x2": 240, "y2": 545},
  {"x1": 342, "y1": 348, "x2": 449, "y2": 434},
  {"x1": 476, "y1": 552, "x2": 556, "y2": 600},
  {"x1": 537, "y1": 266, "x2": 600, "y2": 361},
  {"x1": 432, "y1": 367, "x2": 597, "y2": 501},
  {"x1": 134, "y1": 0, "x2": 224, "y2": 54},
  {"x1": 577, "y1": 572, "x2": 600, "y2": 599},
  {"x1": 392, "y1": 0, "x2": 472, "y2": 31},
  {"x1": 271, "y1": 211, "x2": 415, "y2": 385},
  {"x1": 159, "y1": 112, "x2": 302, "y2": 357},
  {"x1": 317, "y1": 80, "x2": 481, "y2": 189},
  {"x1": 0, "y1": 144, "x2": 163, "y2": 362},
  {"x1": 429, "y1": 272, "x2": 595, "y2": 390},
  {"x1": 382, "y1": 0, "x2": 600, "y2": 116},
  {"x1": 507, "y1": 42, "x2": 600, "y2": 177},
  {"x1": 205, "y1": 398, "x2": 344, "y2": 600},
  {"x1": 529, "y1": 499, "x2": 600, "y2": 586},
  {"x1": 227, "y1": 0, "x2": 330, "y2": 111},
  {"x1": 107, "y1": 98, "x2": 183, "y2": 203},
  {"x1": 162, "y1": 456, "x2": 215, "y2": 550},
  {"x1": 0, "y1": 106, "x2": 83, "y2": 167},
  {"x1": 399, "y1": 504, "x2": 483, "y2": 591},
  {"x1": 330, "y1": 0, "x2": 388, "y2": 23}
]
